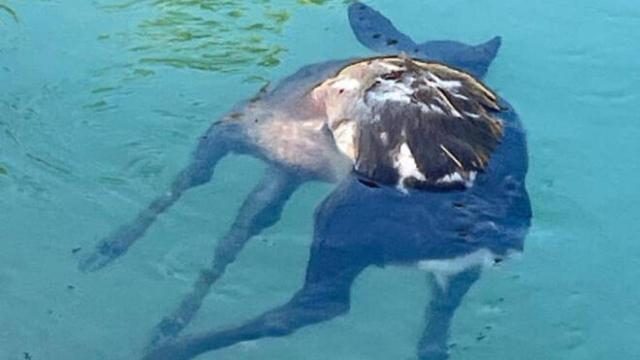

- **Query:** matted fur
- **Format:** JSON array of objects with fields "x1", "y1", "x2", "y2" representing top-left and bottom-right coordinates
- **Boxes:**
[{"x1": 313, "y1": 56, "x2": 503, "y2": 190}]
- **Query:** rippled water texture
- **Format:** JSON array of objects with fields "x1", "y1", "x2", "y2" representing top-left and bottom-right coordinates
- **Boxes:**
[{"x1": 1, "y1": 1, "x2": 639, "y2": 359}]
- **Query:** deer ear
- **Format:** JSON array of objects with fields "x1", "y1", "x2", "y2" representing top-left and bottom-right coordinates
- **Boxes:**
[
  {"x1": 348, "y1": 2, "x2": 502, "y2": 78},
  {"x1": 417, "y1": 36, "x2": 502, "y2": 78},
  {"x1": 348, "y1": 2, "x2": 417, "y2": 54}
]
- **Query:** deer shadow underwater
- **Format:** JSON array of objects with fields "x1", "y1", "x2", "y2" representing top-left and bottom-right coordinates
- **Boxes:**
[{"x1": 79, "y1": 3, "x2": 531, "y2": 360}]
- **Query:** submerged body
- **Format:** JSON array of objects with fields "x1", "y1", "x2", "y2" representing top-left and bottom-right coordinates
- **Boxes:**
[
  {"x1": 315, "y1": 101, "x2": 530, "y2": 268},
  {"x1": 79, "y1": 3, "x2": 530, "y2": 360},
  {"x1": 239, "y1": 57, "x2": 530, "y2": 270}
]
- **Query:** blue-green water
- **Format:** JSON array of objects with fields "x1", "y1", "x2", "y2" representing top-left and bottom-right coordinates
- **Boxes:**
[{"x1": 1, "y1": 1, "x2": 639, "y2": 359}]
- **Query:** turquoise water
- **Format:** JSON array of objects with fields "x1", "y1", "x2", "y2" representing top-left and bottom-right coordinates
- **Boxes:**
[{"x1": 1, "y1": 1, "x2": 639, "y2": 359}]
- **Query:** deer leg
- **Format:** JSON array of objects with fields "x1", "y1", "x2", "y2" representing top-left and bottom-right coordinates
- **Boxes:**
[
  {"x1": 142, "y1": 242, "x2": 366, "y2": 360},
  {"x1": 147, "y1": 165, "x2": 304, "y2": 345},
  {"x1": 418, "y1": 267, "x2": 481, "y2": 360},
  {"x1": 79, "y1": 122, "x2": 242, "y2": 272}
]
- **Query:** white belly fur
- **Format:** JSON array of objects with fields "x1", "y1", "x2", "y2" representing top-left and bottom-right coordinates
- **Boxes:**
[{"x1": 417, "y1": 248, "x2": 503, "y2": 290}]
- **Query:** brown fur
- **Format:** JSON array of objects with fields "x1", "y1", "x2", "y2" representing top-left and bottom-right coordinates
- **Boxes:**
[{"x1": 312, "y1": 56, "x2": 504, "y2": 189}]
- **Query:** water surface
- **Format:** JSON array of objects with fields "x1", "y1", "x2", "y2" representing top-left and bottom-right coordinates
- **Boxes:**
[{"x1": 1, "y1": 1, "x2": 639, "y2": 359}]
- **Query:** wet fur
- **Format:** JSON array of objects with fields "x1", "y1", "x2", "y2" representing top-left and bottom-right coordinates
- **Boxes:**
[{"x1": 315, "y1": 56, "x2": 504, "y2": 190}]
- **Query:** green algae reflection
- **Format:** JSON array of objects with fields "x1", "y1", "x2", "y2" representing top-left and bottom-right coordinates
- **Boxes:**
[{"x1": 97, "y1": 0, "x2": 292, "y2": 76}]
